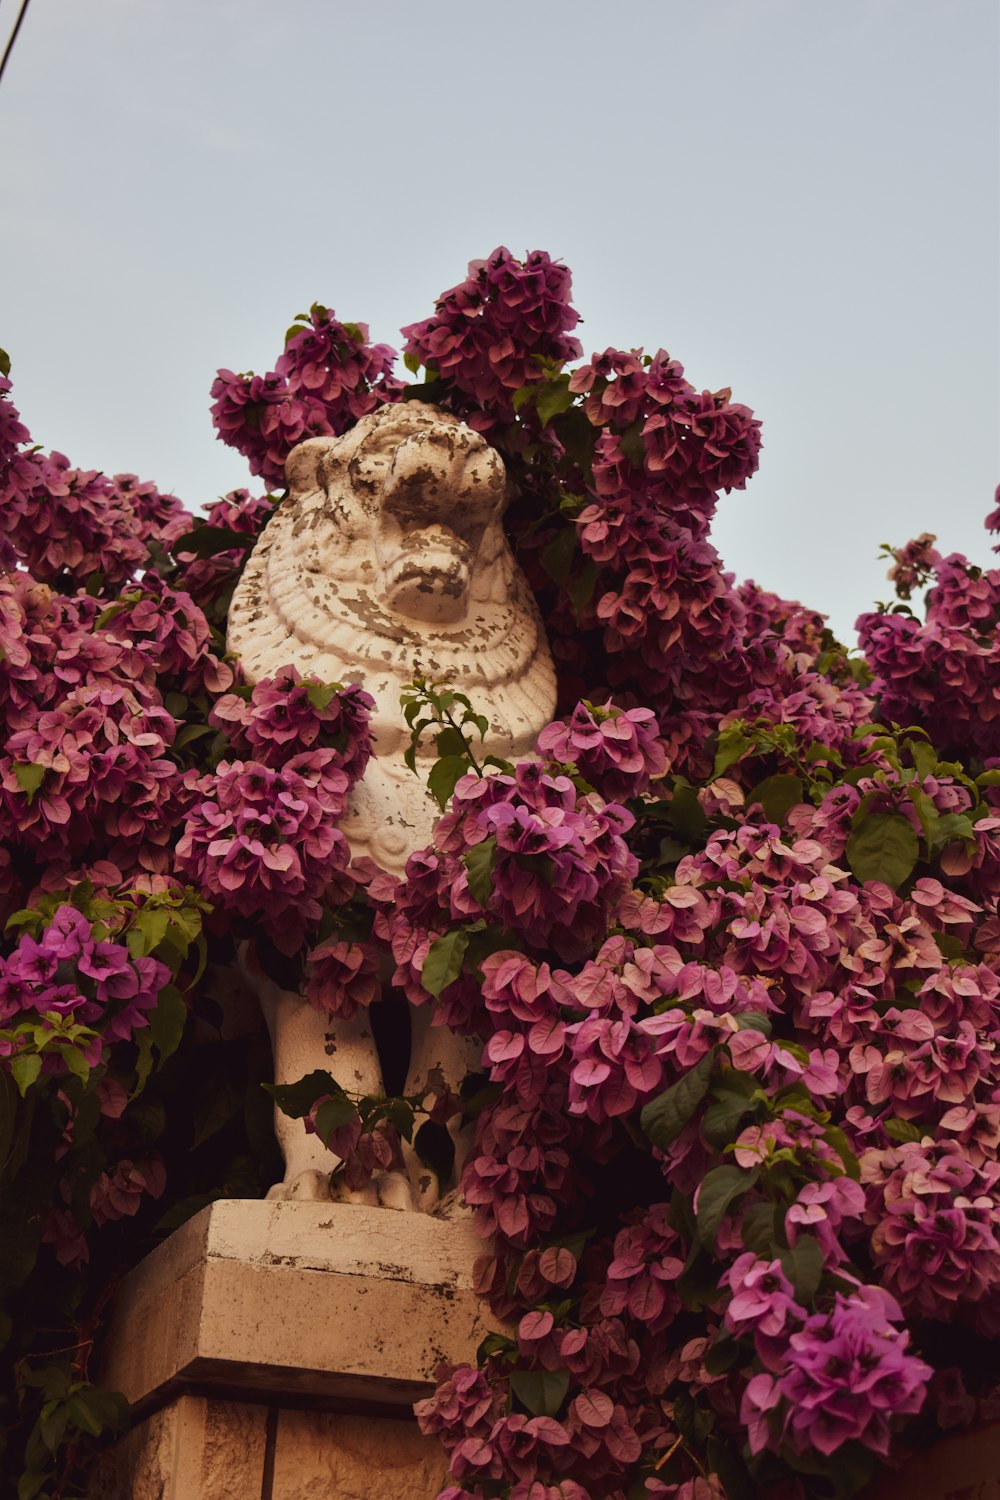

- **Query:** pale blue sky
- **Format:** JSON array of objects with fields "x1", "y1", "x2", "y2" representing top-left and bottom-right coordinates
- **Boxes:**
[{"x1": 2, "y1": 0, "x2": 997, "y2": 641}]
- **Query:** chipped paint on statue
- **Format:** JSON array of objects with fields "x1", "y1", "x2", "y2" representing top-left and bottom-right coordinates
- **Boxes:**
[{"x1": 228, "y1": 403, "x2": 556, "y2": 1207}]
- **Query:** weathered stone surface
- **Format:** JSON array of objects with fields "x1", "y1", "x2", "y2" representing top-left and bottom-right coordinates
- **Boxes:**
[
  {"x1": 271, "y1": 1410, "x2": 450, "y2": 1500},
  {"x1": 227, "y1": 402, "x2": 557, "y2": 1204},
  {"x1": 89, "y1": 1396, "x2": 267, "y2": 1500},
  {"x1": 99, "y1": 1198, "x2": 494, "y2": 1411},
  {"x1": 229, "y1": 401, "x2": 556, "y2": 876}
]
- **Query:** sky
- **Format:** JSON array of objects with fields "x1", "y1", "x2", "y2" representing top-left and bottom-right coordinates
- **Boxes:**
[{"x1": 1, "y1": 0, "x2": 997, "y2": 643}]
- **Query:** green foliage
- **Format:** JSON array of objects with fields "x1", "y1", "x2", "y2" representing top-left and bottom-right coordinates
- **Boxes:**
[
  {"x1": 640, "y1": 1050, "x2": 716, "y2": 1150},
  {"x1": 401, "y1": 675, "x2": 511, "y2": 811}
]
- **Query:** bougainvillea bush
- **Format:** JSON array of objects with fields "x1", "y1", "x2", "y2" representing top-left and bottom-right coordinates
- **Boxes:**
[{"x1": 2, "y1": 248, "x2": 1000, "y2": 1499}]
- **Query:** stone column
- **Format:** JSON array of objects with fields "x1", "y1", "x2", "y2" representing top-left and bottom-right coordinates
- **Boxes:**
[{"x1": 88, "y1": 1199, "x2": 491, "y2": 1500}]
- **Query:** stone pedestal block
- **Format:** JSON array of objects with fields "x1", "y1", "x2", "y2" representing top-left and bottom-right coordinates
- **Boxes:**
[{"x1": 89, "y1": 1199, "x2": 490, "y2": 1499}]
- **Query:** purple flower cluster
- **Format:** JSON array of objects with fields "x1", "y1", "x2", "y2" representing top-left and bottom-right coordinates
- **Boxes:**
[
  {"x1": 536, "y1": 700, "x2": 666, "y2": 800},
  {"x1": 175, "y1": 754, "x2": 354, "y2": 952},
  {"x1": 305, "y1": 938, "x2": 380, "y2": 1020},
  {"x1": 859, "y1": 542, "x2": 1000, "y2": 758},
  {"x1": 0, "y1": 904, "x2": 168, "y2": 1051},
  {"x1": 743, "y1": 1288, "x2": 930, "y2": 1460},
  {"x1": 401, "y1": 248, "x2": 582, "y2": 426},
  {"x1": 210, "y1": 308, "x2": 401, "y2": 488},
  {"x1": 211, "y1": 667, "x2": 374, "y2": 782}
]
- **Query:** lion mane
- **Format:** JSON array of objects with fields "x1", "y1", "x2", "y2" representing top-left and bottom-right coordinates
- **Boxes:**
[{"x1": 228, "y1": 401, "x2": 557, "y2": 873}]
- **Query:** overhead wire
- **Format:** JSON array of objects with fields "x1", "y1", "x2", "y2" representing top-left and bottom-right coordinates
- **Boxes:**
[{"x1": 0, "y1": 0, "x2": 31, "y2": 90}]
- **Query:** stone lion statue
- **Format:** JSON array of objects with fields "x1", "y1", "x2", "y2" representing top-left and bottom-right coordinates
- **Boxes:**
[{"x1": 228, "y1": 401, "x2": 556, "y2": 1208}]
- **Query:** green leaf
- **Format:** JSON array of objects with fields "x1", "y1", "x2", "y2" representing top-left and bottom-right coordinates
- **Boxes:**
[
  {"x1": 781, "y1": 1233, "x2": 825, "y2": 1304},
  {"x1": 619, "y1": 419, "x2": 645, "y2": 468},
  {"x1": 263, "y1": 1070, "x2": 341, "y2": 1119},
  {"x1": 668, "y1": 783, "x2": 708, "y2": 841},
  {"x1": 702, "y1": 1077, "x2": 760, "y2": 1150},
  {"x1": 174, "y1": 524, "x2": 252, "y2": 558},
  {"x1": 313, "y1": 1093, "x2": 358, "y2": 1144},
  {"x1": 712, "y1": 726, "x2": 753, "y2": 779},
  {"x1": 127, "y1": 908, "x2": 170, "y2": 958},
  {"x1": 732, "y1": 1010, "x2": 773, "y2": 1035},
  {"x1": 10, "y1": 1053, "x2": 41, "y2": 1096},
  {"x1": 536, "y1": 378, "x2": 574, "y2": 427},
  {"x1": 909, "y1": 739, "x2": 939, "y2": 780},
  {"x1": 696, "y1": 1164, "x2": 759, "y2": 1250},
  {"x1": 400, "y1": 379, "x2": 444, "y2": 404},
  {"x1": 703, "y1": 1331, "x2": 740, "y2": 1375},
  {"x1": 147, "y1": 985, "x2": 187, "y2": 1063},
  {"x1": 427, "y1": 754, "x2": 471, "y2": 811},
  {"x1": 739, "y1": 1199, "x2": 778, "y2": 1258},
  {"x1": 540, "y1": 526, "x2": 577, "y2": 587},
  {"x1": 746, "y1": 774, "x2": 804, "y2": 827},
  {"x1": 13, "y1": 763, "x2": 45, "y2": 803},
  {"x1": 568, "y1": 558, "x2": 598, "y2": 616},
  {"x1": 403, "y1": 351, "x2": 421, "y2": 375},
  {"x1": 510, "y1": 1368, "x2": 570, "y2": 1417},
  {"x1": 463, "y1": 836, "x2": 497, "y2": 907},
  {"x1": 305, "y1": 681, "x2": 338, "y2": 712},
  {"x1": 884, "y1": 1116, "x2": 923, "y2": 1144},
  {"x1": 0, "y1": 347, "x2": 10, "y2": 378},
  {"x1": 640, "y1": 1050, "x2": 715, "y2": 1149},
  {"x1": 421, "y1": 928, "x2": 470, "y2": 998},
  {"x1": 845, "y1": 812, "x2": 919, "y2": 889}
]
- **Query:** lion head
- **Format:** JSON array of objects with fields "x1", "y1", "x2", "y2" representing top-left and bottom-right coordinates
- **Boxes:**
[{"x1": 227, "y1": 402, "x2": 556, "y2": 871}]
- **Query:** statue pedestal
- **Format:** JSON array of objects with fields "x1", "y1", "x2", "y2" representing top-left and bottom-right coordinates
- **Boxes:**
[{"x1": 89, "y1": 1199, "x2": 490, "y2": 1499}]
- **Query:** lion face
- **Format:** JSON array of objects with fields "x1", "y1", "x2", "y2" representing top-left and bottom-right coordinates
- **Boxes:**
[
  {"x1": 340, "y1": 404, "x2": 507, "y2": 625},
  {"x1": 228, "y1": 400, "x2": 556, "y2": 814}
]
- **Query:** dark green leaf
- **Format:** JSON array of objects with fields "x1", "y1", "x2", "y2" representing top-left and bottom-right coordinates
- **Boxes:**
[
  {"x1": 147, "y1": 985, "x2": 187, "y2": 1063},
  {"x1": 781, "y1": 1234, "x2": 825, "y2": 1304},
  {"x1": 668, "y1": 783, "x2": 708, "y2": 841},
  {"x1": 884, "y1": 1116, "x2": 923, "y2": 1144},
  {"x1": 702, "y1": 1082, "x2": 760, "y2": 1150},
  {"x1": 400, "y1": 379, "x2": 444, "y2": 404},
  {"x1": 175, "y1": 525, "x2": 253, "y2": 559},
  {"x1": 746, "y1": 774, "x2": 804, "y2": 827},
  {"x1": 619, "y1": 420, "x2": 645, "y2": 468},
  {"x1": 845, "y1": 812, "x2": 919, "y2": 889},
  {"x1": 427, "y1": 754, "x2": 471, "y2": 811},
  {"x1": 540, "y1": 526, "x2": 577, "y2": 587},
  {"x1": 705, "y1": 1435, "x2": 755, "y2": 1500},
  {"x1": 703, "y1": 1331, "x2": 740, "y2": 1375},
  {"x1": 313, "y1": 1094, "x2": 358, "y2": 1143},
  {"x1": 463, "y1": 836, "x2": 497, "y2": 907},
  {"x1": 421, "y1": 928, "x2": 470, "y2": 998},
  {"x1": 510, "y1": 1368, "x2": 570, "y2": 1417},
  {"x1": 568, "y1": 558, "x2": 598, "y2": 616},
  {"x1": 0, "y1": 347, "x2": 10, "y2": 378},
  {"x1": 739, "y1": 1199, "x2": 778, "y2": 1257},
  {"x1": 696, "y1": 1164, "x2": 759, "y2": 1250},
  {"x1": 732, "y1": 1011, "x2": 773, "y2": 1035},
  {"x1": 536, "y1": 378, "x2": 574, "y2": 427},
  {"x1": 263, "y1": 1070, "x2": 341, "y2": 1119},
  {"x1": 640, "y1": 1050, "x2": 715, "y2": 1149},
  {"x1": 712, "y1": 726, "x2": 753, "y2": 778}
]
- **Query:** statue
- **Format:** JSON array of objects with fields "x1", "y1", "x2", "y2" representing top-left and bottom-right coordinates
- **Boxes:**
[{"x1": 228, "y1": 402, "x2": 556, "y2": 1207}]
